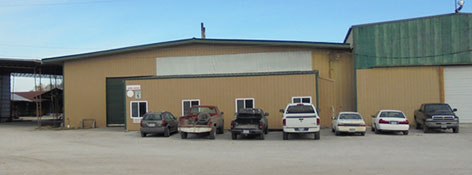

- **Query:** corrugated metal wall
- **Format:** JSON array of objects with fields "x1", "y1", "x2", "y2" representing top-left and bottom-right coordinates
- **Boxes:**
[
  {"x1": 125, "y1": 73, "x2": 317, "y2": 131},
  {"x1": 353, "y1": 13, "x2": 472, "y2": 69},
  {"x1": 356, "y1": 67, "x2": 441, "y2": 125},
  {"x1": 64, "y1": 44, "x2": 352, "y2": 128}
]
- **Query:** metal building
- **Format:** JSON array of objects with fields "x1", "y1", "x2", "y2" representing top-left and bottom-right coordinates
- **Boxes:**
[
  {"x1": 345, "y1": 13, "x2": 472, "y2": 124},
  {"x1": 43, "y1": 38, "x2": 354, "y2": 130}
]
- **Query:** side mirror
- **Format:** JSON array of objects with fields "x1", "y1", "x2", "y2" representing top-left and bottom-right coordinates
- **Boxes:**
[
  {"x1": 453, "y1": 108, "x2": 458, "y2": 112},
  {"x1": 264, "y1": 113, "x2": 269, "y2": 116},
  {"x1": 279, "y1": 109, "x2": 284, "y2": 113}
]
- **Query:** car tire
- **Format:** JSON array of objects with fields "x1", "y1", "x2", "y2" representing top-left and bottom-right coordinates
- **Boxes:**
[
  {"x1": 259, "y1": 133, "x2": 265, "y2": 140},
  {"x1": 374, "y1": 126, "x2": 381, "y2": 134},
  {"x1": 217, "y1": 125, "x2": 224, "y2": 134},
  {"x1": 423, "y1": 125, "x2": 429, "y2": 133},
  {"x1": 264, "y1": 128, "x2": 268, "y2": 134},
  {"x1": 332, "y1": 128, "x2": 335, "y2": 132},
  {"x1": 335, "y1": 130, "x2": 340, "y2": 136},
  {"x1": 180, "y1": 132, "x2": 187, "y2": 139},
  {"x1": 208, "y1": 128, "x2": 216, "y2": 140},
  {"x1": 164, "y1": 127, "x2": 170, "y2": 137},
  {"x1": 283, "y1": 132, "x2": 288, "y2": 140},
  {"x1": 231, "y1": 133, "x2": 237, "y2": 140},
  {"x1": 371, "y1": 126, "x2": 375, "y2": 132},
  {"x1": 453, "y1": 127, "x2": 459, "y2": 133},
  {"x1": 403, "y1": 131, "x2": 409, "y2": 135},
  {"x1": 314, "y1": 132, "x2": 320, "y2": 140},
  {"x1": 140, "y1": 132, "x2": 146, "y2": 137},
  {"x1": 360, "y1": 132, "x2": 365, "y2": 136}
]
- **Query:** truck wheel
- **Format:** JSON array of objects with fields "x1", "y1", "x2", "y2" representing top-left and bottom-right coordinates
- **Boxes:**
[
  {"x1": 259, "y1": 133, "x2": 265, "y2": 140},
  {"x1": 180, "y1": 132, "x2": 187, "y2": 139},
  {"x1": 360, "y1": 132, "x2": 365, "y2": 136},
  {"x1": 403, "y1": 131, "x2": 409, "y2": 135},
  {"x1": 140, "y1": 132, "x2": 146, "y2": 137},
  {"x1": 332, "y1": 128, "x2": 335, "y2": 132},
  {"x1": 453, "y1": 127, "x2": 459, "y2": 133},
  {"x1": 217, "y1": 125, "x2": 224, "y2": 134},
  {"x1": 231, "y1": 133, "x2": 237, "y2": 140},
  {"x1": 209, "y1": 128, "x2": 216, "y2": 140},
  {"x1": 283, "y1": 132, "x2": 288, "y2": 140},
  {"x1": 163, "y1": 127, "x2": 170, "y2": 137},
  {"x1": 423, "y1": 125, "x2": 429, "y2": 133},
  {"x1": 264, "y1": 128, "x2": 268, "y2": 134},
  {"x1": 314, "y1": 132, "x2": 320, "y2": 140}
]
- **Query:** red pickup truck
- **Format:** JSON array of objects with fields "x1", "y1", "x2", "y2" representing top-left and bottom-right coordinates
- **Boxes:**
[{"x1": 178, "y1": 105, "x2": 225, "y2": 139}]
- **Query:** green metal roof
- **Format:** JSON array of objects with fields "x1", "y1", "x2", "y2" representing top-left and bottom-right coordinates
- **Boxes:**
[
  {"x1": 351, "y1": 13, "x2": 472, "y2": 69},
  {"x1": 42, "y1": 38, "x2": 350, "y2": 64}
]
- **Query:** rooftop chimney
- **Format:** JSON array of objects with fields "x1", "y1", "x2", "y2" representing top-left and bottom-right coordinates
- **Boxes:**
[{"x1": 201, "y1": 23, "x2": 206, "y2": 39}]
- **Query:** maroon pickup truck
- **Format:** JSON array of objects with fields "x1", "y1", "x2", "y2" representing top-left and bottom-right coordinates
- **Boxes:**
[{"x1": 178, "y1": 105, "x2": 225, "y2": 139}]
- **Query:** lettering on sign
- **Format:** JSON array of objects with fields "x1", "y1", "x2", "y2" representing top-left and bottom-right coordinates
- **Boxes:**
[{"x1": 126, "y1": 85, "x2": 141, "y2": 91}]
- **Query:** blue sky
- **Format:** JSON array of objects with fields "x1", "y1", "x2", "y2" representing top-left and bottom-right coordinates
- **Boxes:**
[{"x1": 1, "y1": 0, "x2": 470, "y2": 91}]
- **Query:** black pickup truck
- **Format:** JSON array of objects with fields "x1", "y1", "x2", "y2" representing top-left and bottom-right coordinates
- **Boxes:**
[
  {"x1": 230, "y1": 108, "x2": 269, "y2": 140},
  {"x1": 414, "y1": 103, "x2": 459, "y2": 133}
]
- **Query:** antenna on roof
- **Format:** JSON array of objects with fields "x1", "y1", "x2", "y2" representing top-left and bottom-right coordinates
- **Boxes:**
[
  {"x1": 201, "y1": 23, "x2": 206, "y2": 39},
  {"x1": 456, "y1": 0, "x2": 465, "y2": 13}
]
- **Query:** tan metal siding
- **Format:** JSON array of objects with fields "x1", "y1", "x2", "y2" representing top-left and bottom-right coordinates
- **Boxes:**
[
  {"x1": 356, "y1": 67, "x2": 441, "y2": 125},
  {"x1": 125, "y1": 74, "x2": 316, "y2": 131}
]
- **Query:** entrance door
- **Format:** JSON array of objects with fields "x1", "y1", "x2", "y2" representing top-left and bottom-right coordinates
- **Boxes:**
[
  {"x1": 106, "y1": 78, "x2": 125, "y2": 126},
  {"x1": 444, "y1": 66, "x2": 472, "y2": 123}
]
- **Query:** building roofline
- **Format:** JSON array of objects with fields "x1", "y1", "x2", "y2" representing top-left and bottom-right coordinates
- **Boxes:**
[
  {"x1": 42, "y1": 38, "x2": 350, "y2": 64},
  {"x1": 351, "y1": 13, "x2": 472, "y2": 28},
  {"x1": 343, "y1": 27, "x2": 352, "y2": 44}
]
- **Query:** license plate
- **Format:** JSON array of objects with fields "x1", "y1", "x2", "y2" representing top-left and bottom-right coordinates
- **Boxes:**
[
  {"x1": 349, "y1": 128, "x2": 356, "y2": 132},
  {"x1": 148, "y1": 123, "x2": 156, "y2": 127},
  {"x1": 243, "y1": 130, "x2": 249, "y2": 134},
  {"x1": 390, "y1": 122, "x2": 398, "y2": 125},
  {"x1": 441, "y1": 124, "x2": 447, "y2": 128},
  {"x1": 298, "y1": 128, "x2": 306, "y2": 131}
]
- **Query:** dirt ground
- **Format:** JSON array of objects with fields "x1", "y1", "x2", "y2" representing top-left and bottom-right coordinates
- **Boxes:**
[{"x1": 0, "y1": 122, "x2": 471, "y2": 175}]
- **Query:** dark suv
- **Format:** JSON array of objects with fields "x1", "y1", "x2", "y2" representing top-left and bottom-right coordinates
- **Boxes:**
[
  {"x1": 230, "y1": 108, "x2": 269, "y2": 140},
  {"x1": 414, "y1": 103, "x2": 459, "y2": 133}
]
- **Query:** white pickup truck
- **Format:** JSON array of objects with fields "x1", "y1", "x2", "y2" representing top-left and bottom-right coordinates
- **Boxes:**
[{"x1": 280, "y1": 103, "x2": 320, "y2": 140}]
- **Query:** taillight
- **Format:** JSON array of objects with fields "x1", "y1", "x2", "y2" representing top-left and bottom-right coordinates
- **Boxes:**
[
  {"x1": 259, "y1": 122, "x2": 263, "y2": 129},
  {"x1": 316, "y1": 118, "x2": 320, "y2": 125},
  {"x1": 161, "y1": 120, "x2": 166, "y2": 126},
  {"x1": 231, "y1": 121, "x2": 235, "y2": 129},
  {"x1": 140, "y1": 120, "x2": 143, "y2": 127},
  {"x1": 399, "y1": 120, "x2": 409, "y2": 124},
  {"x1": 379, "y1": 119, "x2": 390, "y2": 124},
  {"x1": 283, "y1": 119, "x2": 286, "y2": 126},
  {"x1": 337, "y1": 123, "x2": 344, "y2": 126},
  {"x1": 208, "y1": 121, "x2": 212, "y2": 127},
  {"x1": 360, "y1": 124, "x2": 366, "y2": 127}
]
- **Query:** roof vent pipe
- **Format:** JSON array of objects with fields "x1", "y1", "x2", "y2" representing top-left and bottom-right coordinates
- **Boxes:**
[
  {"x1": 201, "y1": 23, "x2": 206, "y2": 39},
  {"x1": 456, "y1": 0, "x2": 465, "y2": 13}
]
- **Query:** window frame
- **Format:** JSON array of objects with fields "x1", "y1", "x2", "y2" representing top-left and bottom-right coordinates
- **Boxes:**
[
  {"x1": 182, "y1": 99, "x2": 200, "y2": 116},
  {"x1": 235, "y1": 98, "x2": 255, "y2": 113},
  {"x1": 130, "y1": 101, "x2": 148, "y2": 119},
  {"x1": 291, "y1": 96, "x2": 312, "y2": 104}
]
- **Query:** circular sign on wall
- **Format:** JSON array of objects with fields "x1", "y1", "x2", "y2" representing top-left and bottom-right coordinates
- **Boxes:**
[{"x1": 126, "y1": 90, "x2": 134, "y2": 98}]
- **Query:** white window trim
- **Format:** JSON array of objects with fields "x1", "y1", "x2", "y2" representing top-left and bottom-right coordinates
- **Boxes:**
[
  {"x1": 182, "y1": 99, "x2": 200, "y2": 116},
  {"x1": 292, "y1": 96, "x2": 312, "y2": 103},
  {"x1": 235, "y1": 98, "x2": 255, "y2": 113},
  {"x1": 130, "y1": 101, "x2": 148, "y2": 119}
]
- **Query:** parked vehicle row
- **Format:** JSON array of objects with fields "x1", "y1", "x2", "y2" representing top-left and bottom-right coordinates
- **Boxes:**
[{"x1": 140, "y1": 103, "x2": 460, "y2": 140}]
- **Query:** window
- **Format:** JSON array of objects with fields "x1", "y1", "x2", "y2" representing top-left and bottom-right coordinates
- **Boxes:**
[
  {"x1": 130, "y1": 101, "x2": 148, "y2": 118},
  {"x1": 182, "y1": 99, "x2": 200, "y2": 116},
  {"x1": 286, "y1": 105, "x2": 315, "y2": 114},
  {"x1": 292, "y1": 96, "x2": 312, "y2": 103},
  {"x1": 235, "y1": 98, "x2": 255, "y2": 112}
]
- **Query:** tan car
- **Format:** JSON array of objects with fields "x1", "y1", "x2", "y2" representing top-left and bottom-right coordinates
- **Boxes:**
[{"x1": 331, "y1": 112, "x2": 366, "y2": 136}]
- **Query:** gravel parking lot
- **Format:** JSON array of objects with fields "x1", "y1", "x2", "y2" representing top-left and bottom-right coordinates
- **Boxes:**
[{"x1": 0, "y1": 122, "x2": 471, "y2": 175}]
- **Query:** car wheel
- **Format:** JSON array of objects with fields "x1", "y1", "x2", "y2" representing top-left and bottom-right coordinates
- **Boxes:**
[
  {"x1": 217, "y1": 125, "x2": 224, "y2": 134},
  {"x1": 371, "y1": 126, "x2": 375, "y2": 132},
  {"x1": 264, "y1": 128, "x2": 268, "y2": 134},
  {"x1": 208, "y1": 128, "x2": 216, "y2": 140},
  {"x1": 335, "y1": 130, "x2": 341, "y2": 136},
  {"x1": 403, "y1": 131, "x2": 409, "y2": 135},
  {"x1": 140, "y1": 132, "x2": 146, "y2": 137},
  {"x1": 423, "y1": 125, "x2": 429, "y2": 133},
  {"x1": 283, "y1": 132, "x2": 288, "y2": 140},
  {"x1": 314, "y1": 132, "x2": 320, "y2": 140},
  {"x1": 180, "y1": 132, "x2": 187, "y2": 139},
  {"x1": 164, "y1": 127, "x2": 170, "y2": 137},
  {"x1": 259, "y1": 133, "x2": 265, "y2": 140},
  {"x1": 374, "y1": 126, "x2": 381, "y2": 134},
  {"x1": 332, "y1": 128, "x2": 335, "y2": 132},
  {"x1": 231, "y1": 133, "x2": 237, "y2": 140},
  {"x1": 360, "y1": 132, "x2": 365, "y2": 136},
  {"x1": 453, "y1": 127, "x2": 459, "y2": 133}
]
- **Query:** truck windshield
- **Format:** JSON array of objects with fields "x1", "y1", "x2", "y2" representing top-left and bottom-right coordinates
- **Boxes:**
[
  {"x1": 287, "y1": 105, "x2": 315, "y2": 114},
  {"x1": 380, "y1": 112, "x2": 405, "y2": 118},
  {"x1": 191, "y1": 107, "x2": 216, "y2": 114},
  {"x1": 143, "y1": 113, "x2": 162, "y2": 120},
  {"x1": 425, "y1": 104, "x2": 453, "y2": 113},
  {"x1": 339, "y1": 114, "x2": 362, "y2": 120}
]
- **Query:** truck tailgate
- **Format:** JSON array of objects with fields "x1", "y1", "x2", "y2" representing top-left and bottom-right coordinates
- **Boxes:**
[{"x1": 286, "y1": 115, "x2": 317, "y2": 127}]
